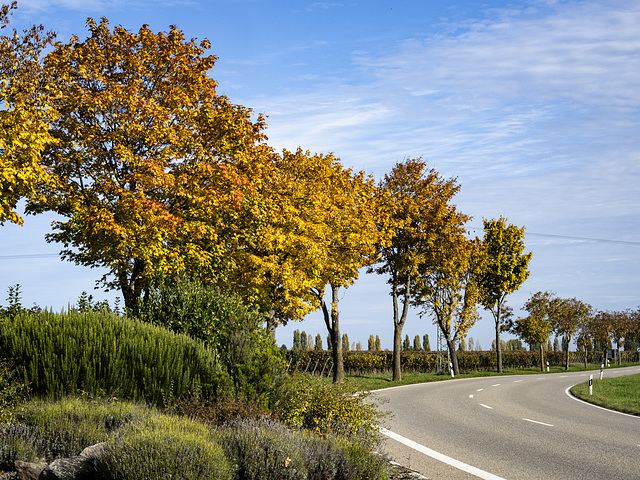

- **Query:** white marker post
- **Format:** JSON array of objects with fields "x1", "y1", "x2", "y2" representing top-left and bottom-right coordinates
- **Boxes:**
[
  {"x1": 589, "y1": 375, "x2": 593, "y2": 395},
  {"x1": 546, "y1": 361, "x2": 549, "y2": 372},
  {"x1": 449, "y1": 362, "x2": 454, "y2": 378},
  {"x1": 600, "y1": 364, "x2": 604, "y2": 380}
]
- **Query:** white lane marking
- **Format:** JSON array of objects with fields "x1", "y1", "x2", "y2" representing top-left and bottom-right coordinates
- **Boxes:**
[
  {"x1": 479, "y1": 404, "x2": 493, "y2": 409},
  {"x1": 523, "y1": 418, "x2": 554, "y2": 427},
  {"x1": 379, "y1": 427, "x2": 507, "y2": 480},
  {"x1": 492, "y1": 384, "x2": 501, "y2": 387},
  {"x1": 559, "y1": 375, "x2": 568, "y2": 378},
  {"x1": 477, "y1": 388, "x2": 484, "y2": 392},
  {"x1": 513, "y1": 380, "x2": 523, "y2": 383},
  {"x1": 469, "y1": 394, "x2": 474, "y2": 399}
]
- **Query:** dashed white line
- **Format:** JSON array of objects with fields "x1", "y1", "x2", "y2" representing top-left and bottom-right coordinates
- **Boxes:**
[
  {"x1": 513, "y1": 380, "x2": 523, "y2": 383},
  {"x1": 492, "y1": 384, "x2": 501, "y2": 387},
  {"x1": 479, "y1": 404, "x2": 493, "y2": 409},
  {"x1": 469, "y1": 394, "x2": 474, "y2": 399},
  {"x1": 379, "y1": 427, "x2": 507, "y2": 480},
  {"x1": 477, "y1": 388, "x2": 484, "y2": 392},
  {"x1": 523, "y1": 418, "x2": 554, "y2": 427}
]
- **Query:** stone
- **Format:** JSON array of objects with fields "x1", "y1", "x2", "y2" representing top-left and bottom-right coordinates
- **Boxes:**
[
  {"x1": 38, "y1": 443, "x2": 107, "y2": 480},
  {"x1": 13, "y1": 461, "x2": 45, "y2": 480}
]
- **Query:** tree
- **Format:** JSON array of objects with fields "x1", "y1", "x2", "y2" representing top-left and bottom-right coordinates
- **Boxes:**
[
  {"x1": 314, "y1": 334, "x2": 323, "y2": 351},
  {"x1": 552, "y1": 297, "x2": 592, "y2": 370},
  {"x1": 29, "y1": 19, "x2": 270, "y2": 313},
  {"x1": 413, "y1": 335, "x2": 422, "y2": 351},
  {"x1": 375, "y1": 335, "x2": 381, "y2": 351},
  {"x1": 293, "y1": 330, "x2": 301, "y2": 350},
  {"x1": 307, "y1": 333, "x2": 314, "y2": 351},
  {"x1": 342, "y1": 333, "x2": 350, "y2": 353},
  {"x1": 423, "y1": 334, "x2": 431, "y2": 351},
  {"x1": 403, "y1": 335, "x2": 411, "y2": 351},
  {"x1": 414, "y1": 235, "x2": 481, "y2": 376},
  {"x1": 0, "y1": 2, "x2": 57, "y2": 225},
  {"x1": 300, "y1": 330, "x2": 308, "y2": 350},
  {"x1": 458, "y1": 338, "x2": 467, "y2": 351},
  {"x1": 467, "y1": 337, "x2": 474, "y2": 352},
  {"x1": 511, "y1": 291, "x2": 555, "y2": 371},
  {"x1": 373, "y1": 158, "x2": 464, "y2": 381},
  {"x1": 476, "y1": 217, "x2": 532, "y2": 373},
  {"x1": 367, "y1": 335, "x2": 375, "y2": 351}
]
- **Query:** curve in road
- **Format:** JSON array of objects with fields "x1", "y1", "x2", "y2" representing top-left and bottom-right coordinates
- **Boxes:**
[{"x1": 373, "y1": 366, "x2": 640, "y2": 480}]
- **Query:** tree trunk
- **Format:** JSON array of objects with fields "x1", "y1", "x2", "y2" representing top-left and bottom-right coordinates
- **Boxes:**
[
  {"x1": 495, "y1": 315, "x2": 503, "y2": 373},
  {"x1": 565, "y1": 338, "x2": 570, "y2": 370},
  {"x1": 266, "y1": 312, "x2": 277, "y2": 341},
  {"x1": 446, "y1": 335, "x2": 460, "y2": 376},
  {"x1": 539, "y1": 343, "x2": 545, "y2": 371},
  {"x1": 584, "y1": 346, "x2": 588, "y2": 369},
  {"x1": 318, "y1": 285, "x2": 344, "y2": 383},
  {"x1": 391, "y1": 275, "x2": 411, "y2": 382}
]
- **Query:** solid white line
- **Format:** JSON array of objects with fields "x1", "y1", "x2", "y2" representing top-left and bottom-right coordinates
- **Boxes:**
[
  {"x1": 479, "y1": 404, "x2": 493, "y2": 409},
  {"x1": 379, "y1": 427, "x2": 507, "y2": 480},
  {"x1": 565, "y1": 385, "x2": 640, "y2": 419},
  {"x1": 492, "y1": 384, "x2": 501, "y2": 387},
  {"x1": 523, "y1": 418, "x2": 554, "y2": 427}
]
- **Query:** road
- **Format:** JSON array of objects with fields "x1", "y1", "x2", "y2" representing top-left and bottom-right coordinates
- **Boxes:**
[{"x1": 372, "y1": 366, "x2": 640, "y2": 479}]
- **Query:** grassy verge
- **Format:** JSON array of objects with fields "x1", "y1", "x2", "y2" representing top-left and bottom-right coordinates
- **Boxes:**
[
  {"x1": 339, "y1": 363, "x2": 640, "y2": 392},
  {"x1": 570, "y1": 373, "x2": 640, "y2": 416}
]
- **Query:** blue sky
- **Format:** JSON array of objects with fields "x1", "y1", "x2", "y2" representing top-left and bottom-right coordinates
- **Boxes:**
[{"x1": 1, "y1": 0, "x2": 639, "y2": 350}]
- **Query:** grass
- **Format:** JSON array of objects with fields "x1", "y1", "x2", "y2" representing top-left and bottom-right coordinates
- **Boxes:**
[
  {"x1": 337, "y1": 363, "x2": 640, "y2": 392},
  {"x1": 570, "y1": 373, "x2": 640, "y2": 416}
]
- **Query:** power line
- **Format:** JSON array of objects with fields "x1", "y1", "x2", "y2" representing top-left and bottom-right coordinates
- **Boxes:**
[
  {"x1": 468, "y1": 226, "x2": 640, "y2": 246},
  {"x1": 0, "y1": 253, "x2": 60, "y2": 260}
]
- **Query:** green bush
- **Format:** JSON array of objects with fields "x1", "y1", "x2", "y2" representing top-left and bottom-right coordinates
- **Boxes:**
[
  {"x1": 0, "y1": 310, "x2": 219, "y2": 405},
  {"x1": 270, "y1": 374, "x2": 380, "y2": 446},
  {"x1": 0, "y1": 358, "x2": 31, "y2": 425},
  {"x1": 100, "y1": 414, "x2": 233, "y2": 480},
  {"x1": 136, "y1": 278, "x2": 284, "y2": 403}
]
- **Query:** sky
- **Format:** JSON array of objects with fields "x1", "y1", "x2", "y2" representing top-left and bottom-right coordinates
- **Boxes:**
[{"x1": 1, "y1": 0, "x2": 639, "y2": 351}]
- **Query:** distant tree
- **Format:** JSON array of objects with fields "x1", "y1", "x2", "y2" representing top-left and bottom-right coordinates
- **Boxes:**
[
  {"x1": 552, "y1": 297, "x2": 592, "y2": 369},
  {"x1": 368, "y1": 335, "x2": 375, "y2": 351},
  {"x1": 553, "y1": 336, "x2": 561, "y2": 352},
  {"x1": 511, "y1": 291, "x2": 555, "y2": 371},
  {"x1": 413, "y1": 335, "x2": 422, "y2": 351},
  {"x1": 458, "y1": 338, "x2": 467, "y2": 351},
  {"x1": 314, "y1": 334, "x2": 323, "y2": 351},
  {"x1": 355, "y1": 341, "x2": 362, "y2": 351},
  {"x1": 422, "y1": 334, "x2": 431, "y2": 351},
  {"x1": 307, "y1": 333, "x2": 314, "y2": 350},
  {"x1": 293, "y1": 330, "x2": 301, "y2": 351},
  {"x1": 468, "y1": 337, "x2": 475, "y2": 352},
  {"x1": 375, "y1": 335, "x2": 382, "y2": 351},
  {"x1": 342, "y1": 333, "x2": 350, "y2": 353},
  {"x1": 476, "y1": 217, "x2": 532, "y2": 373},
  {"x1": 403, "y1": 335, "x2": 411, "y2": 351}
]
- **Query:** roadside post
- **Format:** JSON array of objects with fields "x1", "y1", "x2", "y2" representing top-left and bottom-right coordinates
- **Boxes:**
[
  {"x1": 449, "y1": 362, "x2": 454, "y2": 378},
  {"x1": 546, "y1": 361, "x2": 549, "y2": 372},
  {"x1": 589, "y1": 375, "x2": 593, "y2": 395},
  {"x1": 600, "y1": 364, "x2": 604, "y2": 380}
]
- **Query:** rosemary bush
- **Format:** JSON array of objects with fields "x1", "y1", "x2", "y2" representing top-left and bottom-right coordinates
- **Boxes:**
[{"x1": 0, "y1": 310, "x2": 219, "y2": 404}]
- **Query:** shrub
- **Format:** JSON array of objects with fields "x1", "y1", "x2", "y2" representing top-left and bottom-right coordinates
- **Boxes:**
[
  {"x1": 99, "y1": 414, "x2": 233, "y2": 480},
  {"x1": 270, "y1": 374, "x2": 380, "y2": 447},
  {"x1": 0, "y1": 310, "x2": 219, "y2": 405},
  {"x1": 0, "y1": 358, "x2": 31, "y2": 425},
  {"x1": 136, "y1": 277, "x2": 284, "y2": 403}
]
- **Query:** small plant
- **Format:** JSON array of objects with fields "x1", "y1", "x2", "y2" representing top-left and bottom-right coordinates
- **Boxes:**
[
  {"x1": 100, "y1": 414, "x2": 233, "y2": 480},
  {"x1": 0, "y1": 358, "x2": 30, "y2": 425},
  {"x1": 271, "y1": 374, "x2": 381, "y2": 447}
]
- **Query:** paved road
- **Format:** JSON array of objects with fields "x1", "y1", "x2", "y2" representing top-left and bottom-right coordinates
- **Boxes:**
[{"x1": 373, "y1": 366, "x2": 640, "y2": 479}]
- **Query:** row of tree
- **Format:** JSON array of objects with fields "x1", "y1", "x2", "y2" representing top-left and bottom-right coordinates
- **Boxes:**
[
  {"x1": 3, "y1": 5, "x2": 634, "y2": 384},
  {"x1": 0, "y1": 5, "x2": 534, "y2": 383}
]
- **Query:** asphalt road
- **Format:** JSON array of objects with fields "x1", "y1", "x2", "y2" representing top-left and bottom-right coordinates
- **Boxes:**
[{"x1": 373, "y1": 366, "x2": 640, "y2": 480}]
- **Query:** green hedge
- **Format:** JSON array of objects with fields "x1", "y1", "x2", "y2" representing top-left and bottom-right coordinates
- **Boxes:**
[
  {"x1": 284, "y1": 349, "x2": 621, "y2": 375},
  {"x1": 0, "y1": 311, "x2": 220, "y2": 404}
]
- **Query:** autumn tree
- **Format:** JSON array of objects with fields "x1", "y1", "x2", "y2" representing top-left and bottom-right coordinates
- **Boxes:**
[
  {"x1": 414, "y1": 236, "x2": 480, "y2": 376},
  {"x1": 552, "y1": 297, "x2": 593, "y2": 370},
  {"x1": 423, "y1": 334, "x2": 431, "y2": 351},
  {"x1": 373, "y1": 158, "x2": 464, "y2": 381},
  {"x1": 476, "y1": 217, "x2": 532, "y2": 373},
  {"x1": 375, "y1": 335, "x2": 381, "y2": 351},
  {"x1": 28, "y1": 19, "x2": 270, "y2": 312},
  {"x1": 0, "y1": 2, "x2": 57, "y2": 225},
  {"x1": 511, "y1": 291, "x2": 555, "y2": 371},
  {"x1": 314, "y1": 334, "x2": 323, "y2": 351}
]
